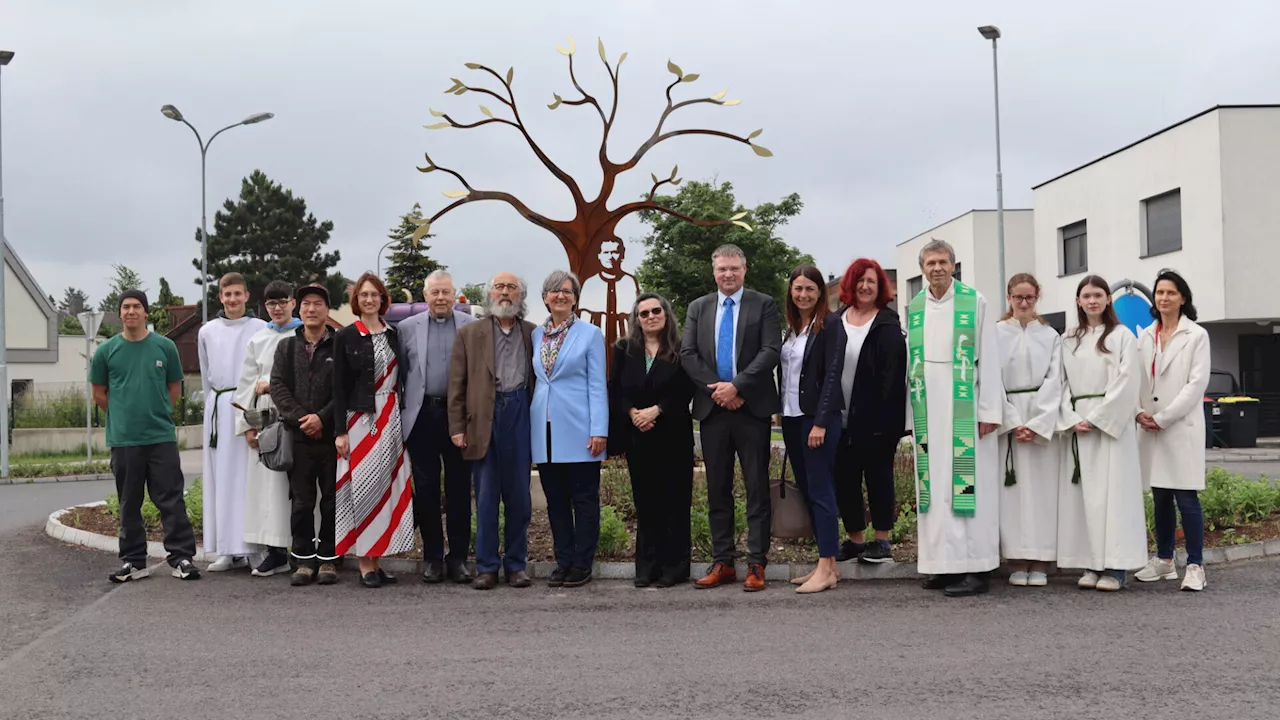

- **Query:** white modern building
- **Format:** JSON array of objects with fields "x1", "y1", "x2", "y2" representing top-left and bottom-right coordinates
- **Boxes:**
[
  {"x1": 1030, "y1": 104, "x2": 1280, "y2": 434},
  {"x1": 896, "y1": 208, "x2": 1035, "y2": 306}
]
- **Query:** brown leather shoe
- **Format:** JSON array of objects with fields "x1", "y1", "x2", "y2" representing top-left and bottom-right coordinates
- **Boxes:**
[
  {"x1": 506, "y1": 570, "x2": 531, "y2": 588},
  {"x1": 694, "y1": 561, "x2": 737, "y2": 589},
  {"x1": 743, "y1": 564, "x2": 766, "y2": 592},
  {"x1": 473, "y1": 572, "x2": 498, "y2": 590}
]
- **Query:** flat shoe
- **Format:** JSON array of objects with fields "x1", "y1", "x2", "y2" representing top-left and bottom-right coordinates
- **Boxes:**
[
  {"x1": 1008, "y1": 571, "x2": 1029, "y2": 587},
  {"x1": 360, "y1": 571, "x2": 382, "y2": 588},
  {"x1": 1027, "y1": 571, "x2": 1048, "y2": 587},
  {"x1": 795, "y1": 574, "x2": 837, "y2": 594}
]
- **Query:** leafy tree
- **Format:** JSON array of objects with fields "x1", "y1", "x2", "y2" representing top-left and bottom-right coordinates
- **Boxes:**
[
  {"x1": 458, "y1": 282, "x2": 486, "y2": 306},
  {"x1": 59, "y1": 287, "x2": 92, "y2": 317},
  {"x1": 59, "y1": 315, "x2": 85, "y2": 335},
  {"x1": 99, "y1": 265, "x2": 147, "y2": 314},
  {"x1": 149, "y1": 277, "x2": 185, "y2": 334},
  {"x1": 196, "y1": 169, "x2": 347, "y2": 315},
  {"x1": 383, "y1": 203, "x2": 444, "y2": 303},
  {"x1": 635, "y1": 180, "x2": 810, "y2": 323}
]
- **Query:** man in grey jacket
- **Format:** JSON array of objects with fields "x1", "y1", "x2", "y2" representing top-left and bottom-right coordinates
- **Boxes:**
[{"x1": 399, "y1": 270, "x2": 477, "y2": 584}]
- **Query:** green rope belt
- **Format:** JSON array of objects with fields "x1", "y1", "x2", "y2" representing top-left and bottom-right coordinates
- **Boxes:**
[
  {"x1": 1003, "y1": 386, "x2": 1041, "y2": 486},
  {"x1": 1069, "y1": 393, "x2": 1106, "y2": 484}
]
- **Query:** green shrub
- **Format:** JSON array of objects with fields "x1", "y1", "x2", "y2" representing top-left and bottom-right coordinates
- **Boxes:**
[
  {"x1": 13, "y1": 389, "x2": 92, "y2": 429},
  {"x1": 104, "y1": 476, "x2": 203, "y2": 532},
  {"x1": 889, "y1": 504, "x2": 917, "y2": 544},
  {"x1": 690, "y1": 509, "x2": 713, "y2": 561},
  {"x1": 597, "y1": 506, "x2": 630, "y2": 559}
]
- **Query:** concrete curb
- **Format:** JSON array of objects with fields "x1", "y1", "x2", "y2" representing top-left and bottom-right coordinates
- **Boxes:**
[
  {"x1": 1206, "y1": 453, "x2": 1280, "y2": 464},
  {"x1": 1, "y1": 473, "x2": 114, "y2": 486},
  {"x1": 45, "y1": 502, "x2": 1280, "y2": 580}
]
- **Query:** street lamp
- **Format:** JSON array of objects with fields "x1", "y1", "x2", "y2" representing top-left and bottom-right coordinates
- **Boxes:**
[
  {"x1": 0, "y1": 49, "x2": 15, "y2": 479},
  {"x1": 375, "y1": 239, "x2": 397, "y2": 279},
  {"x1": 161, "y1": 104, "x2": 274, "y2": 323},
  {"x1": 76, "y1": 311, "x2": 103, "y2": 464},
  {"x1": 977, "y1": 25, "x2": 1006, "y2": 311}
]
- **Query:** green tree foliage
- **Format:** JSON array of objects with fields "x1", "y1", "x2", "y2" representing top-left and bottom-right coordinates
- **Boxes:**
[
  {"x1": 458, "y1": 282, "x2": 486, "y2": 306},
  {"x1": 196, "y1": 169, "x2": 347, "y2": 315},
  {"x1": 383, "y1": 203, "x2": 444, "y2": 304},
  {"x1": 98, "y1": 265, "x2": 146, "y2": 314},
  {"x1": 635, "y1": 180, "x2": 810, "y2": 323},
  {"x1": 59, "y1": 287, "x2": 92, "y2": 317},
  {"x1": 148, "y1": 277, "x2": 184, "y2": 334},
  {"x1": 59, "y1": 315, "x2": 85, "y2": 336}
]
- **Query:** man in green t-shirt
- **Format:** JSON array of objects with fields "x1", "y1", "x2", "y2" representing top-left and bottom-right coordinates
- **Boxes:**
[{"x1": 89, "y1": 289, "x2": 200, "y2": 583}]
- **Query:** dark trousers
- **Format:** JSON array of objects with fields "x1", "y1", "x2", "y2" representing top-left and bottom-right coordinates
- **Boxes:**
[
  {"x1": 700, "y1": 409, "x2": 772, "y2": 565},
  {"x1": 539, "y1": 438, "x2": 602, "y2": 571},
  {"x1": 408, "y1": 403, "x2": 472, "y2": 565},
  {"x1": 287, "y1": 439, "x2": 337, "y2": 564},
  {"x1": 781, "y1": 416, "x2": 842, "y2": 558},
  {"x1": 473, "y1": 390, "x2": 533, "y2": 574},
  {"x1": 835, "y1": 432, "x2": 898, "y2": 533},
  {"x1": 628, "y1": 449, "x2": 693, "y2": 582},
  {"x1": 1154, "y1": 487, "x2": 1204, "y2": 566},
  {"x1": 110, "y1": 442, "x2": 195, "y2": 568}
]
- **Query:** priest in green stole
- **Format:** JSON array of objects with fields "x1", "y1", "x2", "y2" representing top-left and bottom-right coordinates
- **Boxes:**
[{"x1": 908, "y1": 240, "x2": 1004, "y2": 597}]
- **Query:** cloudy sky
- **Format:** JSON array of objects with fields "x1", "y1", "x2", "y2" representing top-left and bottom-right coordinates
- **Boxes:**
[{"x1": 2, "y1": 0, "x2": 1278, "y2": 311}]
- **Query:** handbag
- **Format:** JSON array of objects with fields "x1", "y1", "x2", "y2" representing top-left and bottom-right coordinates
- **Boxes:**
[
  {"x1": 251, "y1": 390, "x2": 293, "y2": 473},
  {"x1": 769, "y1": 450, "x2": 814, "y2": 540}
]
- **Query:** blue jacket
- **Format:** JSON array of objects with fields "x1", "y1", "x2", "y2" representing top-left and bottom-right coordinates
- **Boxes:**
[{"x1": 530, "y1": 320, "x2": 608, "y2": 464}]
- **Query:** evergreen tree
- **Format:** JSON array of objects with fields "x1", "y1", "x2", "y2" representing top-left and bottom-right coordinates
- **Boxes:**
[
  {"x1": 99, "y1": 265, "x2": 147, "y2": 314},
  {"x1": 196, "y1": 169, "x2": 347, "y2": 315},
  {"x1": 59, "y1": 287, "x2": 92, "y2": 317},
  {"x1": 149, "y1": 277, "x2": 185, "y2": 334},
  {"x1": 383, "y1": 203, "x2": 445, "y2": 303}
]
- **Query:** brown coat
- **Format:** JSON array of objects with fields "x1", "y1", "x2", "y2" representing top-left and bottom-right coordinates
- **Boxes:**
[{"x1": 447, "y1": 316, "x2": 537, "y2": 461}]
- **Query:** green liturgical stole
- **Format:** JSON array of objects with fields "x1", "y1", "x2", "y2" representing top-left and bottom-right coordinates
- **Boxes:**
[{"x1": 908, "y1": 282, "x2": 979, "y2": 517}]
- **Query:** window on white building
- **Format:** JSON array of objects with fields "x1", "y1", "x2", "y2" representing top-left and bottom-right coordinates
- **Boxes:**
[
  {"x1": 1060, "y1": 220, "x2": 1088, "y2": 276},
  {"x1": 1142, "y1": 189, "x2": 1182, "y2": 257},
  {"x1": 952, "y1": 262, "x2": 962, "y2": 282},
  {"x1": 907, "y1": 275, "x2": 923, "y2": 297}
]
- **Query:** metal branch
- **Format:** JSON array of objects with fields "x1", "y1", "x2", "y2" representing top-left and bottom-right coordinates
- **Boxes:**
[
  {"x1": 607, "y1": 199, "x2": 735, "y2": 228},
  {"x1": 621, "y1": 128, "x2": 752, "y2": 172},
  {"x1": 567, "y1": 54, "x2": 606, "y2": 124},
  {"x1": 442, "y1": 114, "x2": 519, "y2": 131},
  {"x1": 427, "y1": 189, "x2": 566, "y2": 235},
  {"x1": 459, "y1": 84, "x2": 513, "y2": 108},
  {"x1": 646, "y1": 177, "x2": 675, "y2": 202},
  {"x1": 420, "y1": 152, "x2": 473, "y2": 191}
]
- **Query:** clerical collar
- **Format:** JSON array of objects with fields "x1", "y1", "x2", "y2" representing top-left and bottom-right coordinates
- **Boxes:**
[{"x1": 431, "y1": 313, "x2": 451, "y2": 324}]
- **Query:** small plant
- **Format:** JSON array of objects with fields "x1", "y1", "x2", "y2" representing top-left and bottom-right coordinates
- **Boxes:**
[
  {"x1": 889, "y1": 504, "x2": 917, "y2": 544},
  {"x1": 103, "y1": 477, "x2": 203, "y2": 532},
  {"x1": 690, "y1": 508, "x2": 713, "y2": 561},
  {"x1": 597, "y1": 505, "x2": 630, "y2": 558}
]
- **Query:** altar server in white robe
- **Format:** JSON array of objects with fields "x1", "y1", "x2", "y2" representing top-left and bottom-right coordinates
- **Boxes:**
[
  {"x1": 234, "y1": 280, "x2": 302, "y2": 577},
  {"x1": 909, "y1": 240, "x2": 1004, "y2": 598},
  {"x1": 996, "y1": 273, "x2": 1066, "y2": 588},
  {"x1": 200, "y1": 273, "x2": 267, "y2": 571},
  {"x1": 1057, "y1": 275, "x2": 1147, "y2": 592}
]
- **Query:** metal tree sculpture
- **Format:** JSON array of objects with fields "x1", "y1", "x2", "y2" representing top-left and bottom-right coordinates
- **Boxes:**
[{"x1": 410, "y1": 36, "x2": 770, "y2": 297}]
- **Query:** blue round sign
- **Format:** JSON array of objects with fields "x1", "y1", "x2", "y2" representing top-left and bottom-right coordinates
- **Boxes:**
[{"x1": 1113, "y1": 292, "x2": 1154, "y2": 336}]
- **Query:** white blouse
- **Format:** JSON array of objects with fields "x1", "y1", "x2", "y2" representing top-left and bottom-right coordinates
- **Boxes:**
[
  {"x1": 781, "y1": 327, "x2": 809, "y2": 417},
  {"x1": 840, "y1": 314, "x2": 872, "y2": 424}
]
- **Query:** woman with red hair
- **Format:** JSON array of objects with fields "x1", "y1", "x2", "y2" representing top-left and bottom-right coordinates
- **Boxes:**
[{"x1": 833, "y1": 258, "x2": 907, "y2": 564}]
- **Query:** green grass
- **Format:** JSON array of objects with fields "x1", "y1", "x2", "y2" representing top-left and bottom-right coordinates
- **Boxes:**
[
  {"x1": 8, "y1": 461, "x2": 111, "y2": 479},
  {"x1": 13, "y1": 446, "x2": 104, "y2": 464}
]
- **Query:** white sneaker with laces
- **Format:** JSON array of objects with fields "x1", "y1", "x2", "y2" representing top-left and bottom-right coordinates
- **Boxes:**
[
  {"x1": 1180, "y1": 564, "x2": 1206, "y2": 591},
  {"x1": 1008, "y1": 571, "x2": 1029, "y2": 587},
  {"x1": 1077, "y1": 571, "x2": 1099, "y2": 589},
  {"x1": 1135, "y1": 557, "x2": 1178, "y2": 582},
  {"x1": 207, "y1": 555, "x2": 249, "y2": 572},
  {"x1": 1095, "y1": 574, "x2": 1122, "y2": 592}
]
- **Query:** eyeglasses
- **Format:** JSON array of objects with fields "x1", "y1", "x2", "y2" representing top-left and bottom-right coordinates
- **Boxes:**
[
  {"x1": 357, "y1": 292, "x2": 382, "y2": 300},
  {"x1": 638, "y1": 307, "x2": 664, "y2": 319},
  {"x1": 1010, "y1": 295, "x2": 1038, "y2": 304},
  {"x1": 492, "y1": 283, "x2": 520, "y2": 292},
  {"x1": 264, "y1": 300, "x2": 290, "y2": 309},
  {"x1": 546, "y1": 288, "x2": 575, "y2": 297}
]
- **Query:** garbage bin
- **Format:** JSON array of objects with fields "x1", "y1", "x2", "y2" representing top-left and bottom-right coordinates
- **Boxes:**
[
  {"x1": 1202, "y1": 398, "x2": 1216, "y2": 449},
  {"x1": 1217, "y1": 397, "x2": 1260, "y2": 448}
]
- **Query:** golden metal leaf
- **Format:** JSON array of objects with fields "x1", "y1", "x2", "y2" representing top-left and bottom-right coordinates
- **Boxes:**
[
  {"x1": 411, "y1": 222, "x2": 431, "y2": 243},
  {"x1": 672, "y1": 178, "x2": 681, "y2": 185},
  {"x1": 731, "y1": 211, "x2": 748, "y2": 221},
  {"x1": 464, "y1": 62, "x2": 482, "y2": 70},
  {"x1": 667, "y1": 59, "x2": 683, "y2": 78},
  {"x1": 709, "y1": 88, "x2": 728, "y2": 101},
  {"x1": 670, "y1": 164, "x2": 679, "y2": 179},
  {"x1": 751, "y1": 143, "x2": 773, "y2": 157},
  {"x1": 450, "y1": 77, "x2": 464, "y2": 87},
  {"x1": 429, "y1": 108, "x2": 445, "y2": 117},
  {"x1": 454, "y1": 87, "x2": 467, "y2": 95},
  {"x1": 506, "y1": 66, "x2": 514, "y2": 85},
  {"x1": 442, "y1": 190, "x2": 470, "y2": 198},
  {"x1": 556, "y1": 35, "x2": 576, "y2": 56},
  {"x1": 598, "y1": 38, "x2": 607, "y2": 63},
  {"x1": 681, "y1": 73, "x2": 700, "y2": 83},
  {"x1": 480, "y1": 105, "x2": 494, "y2": 118},
  {"x1": 409, "y1": 216, "x2": 430, "y2": 225},
  {"x1": 748, "y1": 128, "x2": 763, "y2": 139},
  {"x1": 424, "y1": 122, "x2": 451, "y2": 130},
  {"x1": 548, "y1": 93, "x2": 563, "y2": 110},
  {"x1": 651, "y1": 173, "x2": 659, "y2": 184},
  {"x1": 618, "y1": 52, "x2": 627, "y2": 66},
  {"x1": 732, "y1": 220, "x2": 754, "y2": 232},
  {"x1": 415, "y1": 166, "x2": 435, "y2": 173},
  {"x1": 722, "y1": 99, "x2": 741, "y2": 106}
]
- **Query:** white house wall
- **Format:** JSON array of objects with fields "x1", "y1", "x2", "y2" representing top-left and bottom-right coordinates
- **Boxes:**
[
  {"x1": 897, "y1": 209, "x2": 1034, "y2": 305},
  {"x1": 1220, "y1": 107, "x2": 1280, "y2": 321},
  {"x1": 8, "y1": 335, "x2": 100, "y2": 388},
  {"x1": 4, "y1": 262, "x2": 49, "y2": 350}
]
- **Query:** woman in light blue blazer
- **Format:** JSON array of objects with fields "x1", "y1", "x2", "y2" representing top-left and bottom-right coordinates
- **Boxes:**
[{"x1": 531, "y1": 269, "x2": 609, "y2": 588}]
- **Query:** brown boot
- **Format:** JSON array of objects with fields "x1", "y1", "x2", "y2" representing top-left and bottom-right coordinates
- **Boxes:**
[
  {"x1": 317, "y1": 563, "x2": 338, "y2": 585},
  {"x1": 743, "y1": 564, "x2": 766, "y2": 592},
  {"x1": 291, "y1": 566, "x2": 315, "y2": 587},
  {"x1": 694, "y1": 561, "x2": 737, "y2": 589}
]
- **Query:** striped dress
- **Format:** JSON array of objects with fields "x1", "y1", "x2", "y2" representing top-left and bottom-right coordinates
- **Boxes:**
[{"x1": 335, "y1": 327, "x2": 416, "y2": 558}]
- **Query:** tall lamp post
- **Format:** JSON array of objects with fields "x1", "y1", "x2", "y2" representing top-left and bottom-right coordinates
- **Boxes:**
[
  {"x1": 160, "y1": 105, "x2": 274, "y2": 324},
  {"x1": 76, "y1": 311, "x2": 103, "y2": 464},
  {"x1": 375, "y1": 239, "x2": 397, "y2": 279},
  {"x1": 0, "y1": 49, "x2": 16, "y2": 479},
  {"x1": 978, "y1": 25, "x2": 1006, "y2": 311}
]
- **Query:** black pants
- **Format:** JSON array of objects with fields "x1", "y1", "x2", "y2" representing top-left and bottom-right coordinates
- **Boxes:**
[
  {"x1": 627, "y1": 446, "x2": 693, "y2": 582},
  {"x1": 407, "y1": 403, "x2": 472, "y2": 565},
  {"x1": 540, "y1": 426, "x2": 602, "y2": 569},
  {"x1": 110, "y1": 442, "x2": 195, "y2": 567},
  {"x1": 699, "y1": 409, "x2": 772, "y2": 565},
  {"x1": 835, "y1": 432, "x2": 898, "y2": 533},
  {"x1": 288, "y1": 439, "x2": 337, "y2": 565}
]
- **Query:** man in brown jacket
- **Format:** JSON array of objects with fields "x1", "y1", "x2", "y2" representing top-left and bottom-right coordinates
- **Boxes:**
[{"x1": 448, "y1": 272, "x2": 537, "y2": 590}]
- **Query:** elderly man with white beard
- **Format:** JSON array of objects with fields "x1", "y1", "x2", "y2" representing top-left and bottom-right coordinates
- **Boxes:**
[{"x1": 447, "y1": 272, "x2": 538, "y2": 590}]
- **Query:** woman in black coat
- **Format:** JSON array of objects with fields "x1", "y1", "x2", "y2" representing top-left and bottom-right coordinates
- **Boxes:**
[
  {"x1": 833, "y1": 258, "x2": 907, "y2": 564},
  {"x1": 608, "y1": 292, "x2": 695, "y2": 588}
]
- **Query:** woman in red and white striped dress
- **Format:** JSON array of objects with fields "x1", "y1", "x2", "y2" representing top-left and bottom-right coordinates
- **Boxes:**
[{"x1": 333, "y1": 273, "x2": 416, "y2": 588}]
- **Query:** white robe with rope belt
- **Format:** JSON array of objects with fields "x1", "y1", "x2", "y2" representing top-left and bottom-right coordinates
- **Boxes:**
[
  {"x1": 199, "y1": 315, "x2": 267, "y2": 556},
  {"x1": 234, "y1": 324, "x2": 295, "y2": 550},
  {"x1": 911, "y1": 283, "x2": 1004, "y2": 575}
]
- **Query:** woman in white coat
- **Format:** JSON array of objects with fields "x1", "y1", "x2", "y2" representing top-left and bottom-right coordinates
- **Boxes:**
[
  {"x1": 1057, "y1": 275, "x2": 1148, "y2": 592},
  {"x1": 996, "y1": 274, "x2": 1065, "y2": 588},
  {"x1": 1135, "y1": 269, "x2": 1211, "y2": 591}
]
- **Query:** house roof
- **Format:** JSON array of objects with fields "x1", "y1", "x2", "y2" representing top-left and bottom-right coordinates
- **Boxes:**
[
  {"x1": 1032, "y1": 104, "x2": 1280, "y2": 190},
  {"x1": 3, "y1": 239, "x2": 57, "y2": 320},
  {"x1": 894, "y1": 208, "x2": 1033, "y2": 247}
]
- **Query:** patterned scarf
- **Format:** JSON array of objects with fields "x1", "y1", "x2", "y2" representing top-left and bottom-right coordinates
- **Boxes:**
[{"x1": 540, "y1": 314, "x2": 576, "y2": 376}]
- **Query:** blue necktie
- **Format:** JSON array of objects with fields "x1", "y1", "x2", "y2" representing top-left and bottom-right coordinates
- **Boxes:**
[{"x1": 717, "y1": 297, "x2": 735, "y2": 382}]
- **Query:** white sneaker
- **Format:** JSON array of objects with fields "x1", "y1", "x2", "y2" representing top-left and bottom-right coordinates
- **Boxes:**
[
  {"x1": 1095, "y1": 574, "x2": 1122, "y2": 592},
  {"x1": 1180, "y1": 564, "x2": 1206, "y2": 592},
  {"x1": 1027, "y1": 571, "x2": 1048, "y2": 587},
  {"x1": 1008, "y1": 571, "x2": 1029, "y2": 587},
  {"x1": 1135, "y1": 557, "x2": 1178, "y2": 583},
  {"x1": 207, "y1": 555, "x2": 249, "y2": 572},
  {"x1": 1077, "y1": 571, "x2": 1099, "y2": 589}
]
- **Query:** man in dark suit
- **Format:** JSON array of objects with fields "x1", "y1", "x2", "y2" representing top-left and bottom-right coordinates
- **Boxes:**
[{"x1": 680, "y1": 244, "x2": 782, "y2": 591}]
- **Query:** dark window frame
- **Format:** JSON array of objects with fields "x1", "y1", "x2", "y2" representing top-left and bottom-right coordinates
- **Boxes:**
[
  {"x1": 1141, "y1": 188, "x2": 1183, "y2": 258},
  {"x1": 1060, "y1": 220, "x2": 1088, "y2": 277}
]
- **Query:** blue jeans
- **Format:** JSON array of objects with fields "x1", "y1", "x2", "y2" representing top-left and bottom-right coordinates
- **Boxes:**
[
  {"x1": 1154, "y1": 487, "x2": 1204, "y2": 566},
  {"x1": 781, "y1": 416, "x2": 842, "y2": 558},
  {"x1": 473, "y1": 390, "x2": 533, "y2": 574}
]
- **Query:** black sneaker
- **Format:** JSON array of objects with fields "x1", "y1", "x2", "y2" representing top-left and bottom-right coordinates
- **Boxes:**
[
  {"x1": 171, "y1": 559, "x2": 201, "y2": 580},
  {"x1": 251, "y1": 551, "x2": 292, "y2": 577},
  {"x1": 108, "y1": 561, "x2": 150, "y2": 584},
  {"x1": 548, "y1": 567, "x2": 568, "y2": 588},
  {"x1": 857, "y1": 540, "x2": 893, "y2": 564},
  {"x1": 563, "y1": 567, "x2": 593, "y2": 588},
  {"x1": 837, "y1": 539, "x2": 867, "y2": 562}
]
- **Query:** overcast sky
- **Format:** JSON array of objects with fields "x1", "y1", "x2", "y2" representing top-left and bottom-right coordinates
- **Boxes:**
[{"x1": 3, "y1": 0, "x2": 1278, "y2": 311}]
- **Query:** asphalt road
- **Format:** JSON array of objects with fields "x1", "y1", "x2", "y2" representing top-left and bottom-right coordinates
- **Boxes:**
[{"x1": 2, "y1": 524, "x2": 1279, "y2": 720}]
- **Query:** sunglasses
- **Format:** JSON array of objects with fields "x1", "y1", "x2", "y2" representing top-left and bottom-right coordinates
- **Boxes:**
[{"x1": 638, "y1": 307, "x2": 664, "y2": 319}]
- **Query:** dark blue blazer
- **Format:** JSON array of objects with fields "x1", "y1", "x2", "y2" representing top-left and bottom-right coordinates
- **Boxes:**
[{"x1": 776, "y1": 311, "x2": 846, "y2": 429}]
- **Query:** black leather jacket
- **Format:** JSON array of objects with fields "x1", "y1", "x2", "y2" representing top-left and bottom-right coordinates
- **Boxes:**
[
  {"x1": 332, "y1": 322, "x2": 405, "y2": 434},
  {"x1": 269, "y1": 327, "x2": 337, "y2": 443}
]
